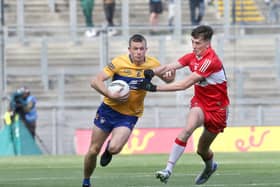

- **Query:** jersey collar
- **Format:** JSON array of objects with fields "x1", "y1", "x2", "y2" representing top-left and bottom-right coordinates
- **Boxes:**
[
  {"x1": 128, "y1": 54, "x2": 146, "y2": 65},
  {"x1": 196, "y1": 47, "x2": 212, "y2": 60}
]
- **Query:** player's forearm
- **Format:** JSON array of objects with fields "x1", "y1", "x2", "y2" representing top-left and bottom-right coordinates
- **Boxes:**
[
  {"x1": 157, "y1": 73, "x2": 199, "y2": 92},
  {"x1": 157, "y1": 79, "x2": 192, "y2": 91},
  {"x1": 91, "y1": 77, "x2": 110, "y2": 98},
  {"x1": 153, "y1": 65, "x2": 170, "y2": 76},
  {"x1": 154, "y1": 62, "x2": 182, "y2": 76},
  {"x1": 90, "y1": 71, "x2": 112, "y2": 97}
]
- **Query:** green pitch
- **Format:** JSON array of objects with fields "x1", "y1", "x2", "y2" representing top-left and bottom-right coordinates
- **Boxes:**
[{"x1": 0, "y1": 152, "x2": 279, "y2": 187}]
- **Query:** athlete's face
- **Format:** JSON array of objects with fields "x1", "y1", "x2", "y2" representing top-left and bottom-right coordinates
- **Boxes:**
[
  {"x1": 128, "y1": 41, "x2": 147, "y2": 65},
  {"x1": 191, "y1": 36, "x2": 210, "y2": 57}
]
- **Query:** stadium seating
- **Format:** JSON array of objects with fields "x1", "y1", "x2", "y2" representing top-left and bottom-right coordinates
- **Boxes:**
[
  {"x1": 2, "y1": 0, "x2": 279, "y2": 154},
  {"x1": 216, "y1": 0, "x2": 265, "y2": 23}
]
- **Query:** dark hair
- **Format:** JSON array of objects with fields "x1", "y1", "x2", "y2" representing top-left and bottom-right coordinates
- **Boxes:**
[
  {"x1": 129, "y1": 34, "x2": 147, "y2": 47},
  {"x1": 191, "y1": 25, "x2": 214, "y2": 41}
]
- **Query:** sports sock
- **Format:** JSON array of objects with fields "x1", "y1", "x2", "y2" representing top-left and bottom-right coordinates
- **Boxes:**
[
  {"x1": 203, "y1": 153, "x2": 214, "y2": 169},
  {"x1": 205, "y1": 159, "x2": 214, "y2": 170},
  {"x1": 165, "y1": 138, "x2": 187, "y2": 172},
  {"x1": 82, "y1": 178, "x2": 90, "y2": 186}
]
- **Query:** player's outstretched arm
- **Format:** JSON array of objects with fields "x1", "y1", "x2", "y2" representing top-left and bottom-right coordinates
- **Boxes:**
[
  {"x1": 140, "y1": 72, "x2": 203, "y2": 92},
  {"x1": 154, "y1": 62, "x2": 183, "y2": 83},
  {"x1": 143, "y1": 68, "x2": 175, "y2": 83},
  {"x1": 154, "y1": 62, "x2": 183, "y2": 75},
  {"x1": 157, "y1": 72, "x2": 203, "y2": 91},
  {"x1": 158, "y1": 69, "x2": 176, "y2": 83}
]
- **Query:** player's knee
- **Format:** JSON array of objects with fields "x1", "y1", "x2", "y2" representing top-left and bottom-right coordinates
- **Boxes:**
[
  {"x1": 196, "y1": 150, "x2": 202, "y2": 157},
  {"x1": 196, "y1": 149, "x2": 207, "y2": 157},
  {"x1": 108, "y1": 144, "x2": 122, "y2": 154},
  {"x1": 197, "y1": 149, "x2": 213, "y2": 161},
  {"x1": 88, "y1": 145, "x2": 101, "y2": 155},
  {"x1": 180, "y1": 129, "x2": 192, "y2": 140}
]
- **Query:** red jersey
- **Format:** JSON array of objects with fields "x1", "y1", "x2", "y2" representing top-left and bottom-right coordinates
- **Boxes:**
[{"x1": 178, "y1": 47, "x2": 230, "y2": 111}]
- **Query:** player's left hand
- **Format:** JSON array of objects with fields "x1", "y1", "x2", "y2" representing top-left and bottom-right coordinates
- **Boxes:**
[
  {"x1": 144, "y1": 69, "x2": 155, "y2": 79},
  {"x1": 118, "y1": 92, "x2": 129, "y2": 102},
  {"x1": 108, "y1": 90, "x2": 129, "y2": 103},
  {"x1": 138, "y1": 80, "x2": 157, "y2": 92}
]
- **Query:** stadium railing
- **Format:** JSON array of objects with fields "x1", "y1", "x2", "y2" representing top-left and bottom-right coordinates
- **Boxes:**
[{"x1": 1, "y1": 0, "x2": 280, "y2": 154}]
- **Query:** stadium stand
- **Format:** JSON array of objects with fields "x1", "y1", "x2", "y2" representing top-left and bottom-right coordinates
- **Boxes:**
[
  {"x1": 1, "y1": 0, "x2": 280, "y2": 154},
  {"x1": 217, "y1": 0, "x2": 265, "y2": 23}
]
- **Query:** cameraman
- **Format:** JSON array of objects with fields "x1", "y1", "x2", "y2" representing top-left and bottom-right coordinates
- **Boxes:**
[{"x1": 9, "y1": 86, "x2": 37, "y2": 138}]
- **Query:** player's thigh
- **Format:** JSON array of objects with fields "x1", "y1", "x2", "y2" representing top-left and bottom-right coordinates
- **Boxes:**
[
  {"x1": 187, "y1": 107, "x2": 204, "y2": 127},
  {"x1": 89, "y1": 125, "x2": 110, "y2": 153},
  {"x1": 178, "y1": 107, "x2": 204, "y2": 140},
  {"x1": 110, "y1": 126, "x2": 132, "y2": 150}
]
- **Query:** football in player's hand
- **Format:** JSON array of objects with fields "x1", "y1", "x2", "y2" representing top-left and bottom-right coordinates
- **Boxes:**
[{"x1": 108, "y1": 80, "x2": 130, "y2": 97}]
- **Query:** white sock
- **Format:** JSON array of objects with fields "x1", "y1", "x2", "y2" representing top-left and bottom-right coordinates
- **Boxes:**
[{"x1": 165, "y1": 138, "x2": 186, "y2": 173}]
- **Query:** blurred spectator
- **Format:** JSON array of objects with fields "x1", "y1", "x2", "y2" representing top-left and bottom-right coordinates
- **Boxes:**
[
  {"x1": 168, "y1": 0, "x2": 175, "y2": 32},
  {"x1": 81, "y1": 0, "x2": 98, "y2": 37},
  {"x1": 9, "y1": 87, "x2": 37, "y2": 138},
  {"x1": 189, "y1": 0, "x2": 205, "y2": 25},
  {"x1": 149, "y1": 0, "x2": 163, "y2": 34},
  {"x1": 103, "y1": 0, "x2": 118, "y2": 36},
  {"x1": 264, "y1": 0, "x2": 271, "y2": 6},
  {"x1": 207, "y1": 0, "x2": 214, "y2": 6},
  {"x1": 267, "y1": 0, "x2": 280, "y2": 23}
]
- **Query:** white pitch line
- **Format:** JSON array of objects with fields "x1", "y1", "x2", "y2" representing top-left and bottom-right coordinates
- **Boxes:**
[
  {"x1": 0, "y1": 176, "x2": 79, "y2": 182},
  {"x1": 0, "y1": 175, "x2": 279, "y2": 187}
]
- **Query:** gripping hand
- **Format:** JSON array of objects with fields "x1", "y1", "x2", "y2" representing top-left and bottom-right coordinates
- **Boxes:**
[
  {"x1": 138, "y1": 80, "x2": 157, "y2": 92},
  {"x1": 144, "y1": 69, "x2": 155, "y2": 80}
]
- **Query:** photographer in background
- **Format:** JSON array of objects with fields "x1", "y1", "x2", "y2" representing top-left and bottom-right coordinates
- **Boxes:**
[{"x1": 9, "y1": 86, "x2": 38, "y2": 138}]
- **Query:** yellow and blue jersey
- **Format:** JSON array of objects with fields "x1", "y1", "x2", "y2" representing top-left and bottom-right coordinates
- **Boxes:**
[{"x1": 103, "y1": 54, "x2": 160, "y2": 117}]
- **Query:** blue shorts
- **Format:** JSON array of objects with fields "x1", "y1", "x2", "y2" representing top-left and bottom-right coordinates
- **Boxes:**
[{"x1": 94, "y1": 103, "x2": 138, "y2": 133}]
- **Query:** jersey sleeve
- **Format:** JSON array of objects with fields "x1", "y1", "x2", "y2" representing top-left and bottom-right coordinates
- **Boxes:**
[
  {"x1": 150, "y1": 56, "x2": 161, "y2": 68},
  {"x1": 178, "y1": 53, "x2": 193, "y2": 66},
  {"x1": 103, "y1": 57, "x2": 120, "y2": 77}
]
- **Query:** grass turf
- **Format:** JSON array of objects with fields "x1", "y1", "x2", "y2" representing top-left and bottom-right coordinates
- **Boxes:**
[{"x1": 0, "y1": 152, "x2": 279, "y2": 187}]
